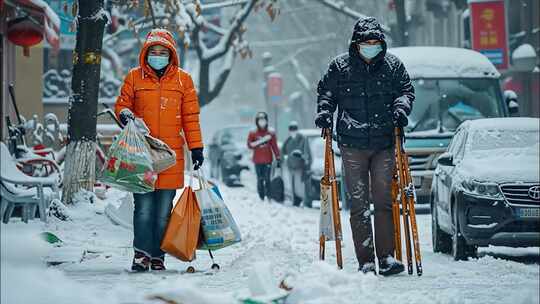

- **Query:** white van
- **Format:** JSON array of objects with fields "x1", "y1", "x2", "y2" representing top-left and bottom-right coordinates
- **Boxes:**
[{"x1": 389, "y1": 46, "x2": 518, "y2": 204}]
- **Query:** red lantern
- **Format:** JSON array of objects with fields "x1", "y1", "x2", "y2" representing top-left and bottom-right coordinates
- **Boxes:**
[{"x1": 7, "y1": 16, "x2": 44, "y2": 57}]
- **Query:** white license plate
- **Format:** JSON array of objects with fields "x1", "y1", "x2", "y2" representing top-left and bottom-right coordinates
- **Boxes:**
[{"x1": 518, "y1": 208, "x2": 540, "y2": 218}]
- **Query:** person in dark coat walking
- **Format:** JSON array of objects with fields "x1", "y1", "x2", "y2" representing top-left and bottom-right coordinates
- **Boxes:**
[
  {"x1": 247, "y1": 112, "x2": 281, "y2": 201},
  {"x1": 315, "y1": 17, "x2": 415, "y2": 276},
  {"x1": 282, "y1": 121, "x2": 312, "y2": 207}
]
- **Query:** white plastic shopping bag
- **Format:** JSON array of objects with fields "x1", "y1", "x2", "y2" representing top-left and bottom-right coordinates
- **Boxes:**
[
  {"x1": 195, "y1": 172, "x2": 241, "y2": 250},
  {"x1": 319, "y1": 183, "x2": 335, "y2": 240}
]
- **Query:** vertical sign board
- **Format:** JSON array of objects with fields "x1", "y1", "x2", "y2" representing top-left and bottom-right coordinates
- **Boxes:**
[
  {"x1": 267, "y1": 73, "x2": 283, "y2": 104},
  {"x1": 469, "y1": 0, "x2": 509, "y2": 70},
  {"x1": 45, "y1": 0, "x2": 76, "y2": 50}
]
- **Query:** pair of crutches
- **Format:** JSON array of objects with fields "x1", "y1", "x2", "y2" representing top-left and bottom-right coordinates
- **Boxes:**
[
  {"x1": 318, "y1": 127, "x2": 422, "y2": 275},
  {"x1": 392, "y1": 127, "x2": 423, "y2": 276}
]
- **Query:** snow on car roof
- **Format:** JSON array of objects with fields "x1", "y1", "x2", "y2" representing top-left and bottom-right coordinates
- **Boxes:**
[
  {"x1": 460, "y1": 117, "x2": 540, "y2": 131},
  {"x1": 389, "y1": 47, "x2": 500, "y2": 79}
]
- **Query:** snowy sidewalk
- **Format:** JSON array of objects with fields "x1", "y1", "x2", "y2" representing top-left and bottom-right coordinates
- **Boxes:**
[{"x1": 1, "y1": 179, "x2": 539, "y2": 304}]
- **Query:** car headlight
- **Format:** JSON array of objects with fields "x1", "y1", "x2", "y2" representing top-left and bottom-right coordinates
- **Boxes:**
[{"x1": 462, "y1": 180, "x2": 501, "y2": 198}]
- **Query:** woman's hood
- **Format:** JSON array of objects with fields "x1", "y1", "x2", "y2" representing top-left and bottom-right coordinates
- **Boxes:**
[{"x1": 139, "y1": 28, "x2": 179, "y2": 77}]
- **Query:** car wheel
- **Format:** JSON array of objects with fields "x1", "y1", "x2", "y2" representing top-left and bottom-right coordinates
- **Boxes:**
[
  {"x1": 431, "y1": 195, "x2": 451, "y2": 253},
  {"x1": 451, "y1": 199, "x2": 478, "y2": 261}
]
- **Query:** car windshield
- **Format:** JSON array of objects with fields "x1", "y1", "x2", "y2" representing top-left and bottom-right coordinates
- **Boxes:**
[
  {"x1": 406, "y1": 79, "x2": 505, "y2": 133},
  {"x1": 220, "y1": 127, "x2": 250, "y2": 145},
  {"x1": 469, "y1": 129, "x2": 539, "y2": 151}
]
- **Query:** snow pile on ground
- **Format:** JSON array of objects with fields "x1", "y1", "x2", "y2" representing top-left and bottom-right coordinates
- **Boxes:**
[
  {"x1": 1, "y1": 173, "x2": 539, "y2": 304},
  {"x1": 0, "y1": 224, "x2": 105, "y2": 304},
  {"x1": 143, "y1": 276, "x2": 236, "y2": 304}
]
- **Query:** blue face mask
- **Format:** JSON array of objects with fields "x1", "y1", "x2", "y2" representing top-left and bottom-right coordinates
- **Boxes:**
[
  {"x1": 359, "y1": 44, "x2": 383, "y2": 60},
  {"x1": 147, "y1": 55, "x2": 169, "y2": 70}
]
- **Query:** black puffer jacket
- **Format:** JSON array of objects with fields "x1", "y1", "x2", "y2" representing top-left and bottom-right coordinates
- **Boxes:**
[{"x1": 316, "y1": 17, "x2": 415, "y2": 149}]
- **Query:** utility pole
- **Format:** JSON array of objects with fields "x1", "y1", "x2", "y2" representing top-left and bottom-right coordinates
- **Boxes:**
[
  {"x1": 395, "y1": 0, "x2": 409, "y2": 46},
  {"x1": 62, "y1": 0, "x2": 106, "y2": 204}
]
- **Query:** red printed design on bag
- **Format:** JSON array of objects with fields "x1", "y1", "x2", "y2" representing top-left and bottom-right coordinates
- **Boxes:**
[
  {"x1": 107, "y1": 157, "x2": 117, "y2": 172},
  {"x1": 119, "y1": 161, "x2": 136, "y2": 172}
]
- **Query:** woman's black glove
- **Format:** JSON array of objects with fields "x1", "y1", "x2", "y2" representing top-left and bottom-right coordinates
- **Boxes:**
[
  {"x1": 119, "y1": 109, "x2": 135, "y2": 126},
  {"x1": 191, "y1": 148, "x2": 204, "y2": 170}
]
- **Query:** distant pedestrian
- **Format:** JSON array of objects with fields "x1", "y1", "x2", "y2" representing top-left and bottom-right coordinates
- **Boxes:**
[
  {"x1": 315, "y1": 17, "x2": 415, "y2": 276},
  {"x1": 247, "y1": 112, "x2": 280, "y2": 201},
  {"x1": 282, "y1": 121, "x2": 312, "y2": 206},
  {"x1": 115, "y1": 29, "x2": 204, "y2": 272}
]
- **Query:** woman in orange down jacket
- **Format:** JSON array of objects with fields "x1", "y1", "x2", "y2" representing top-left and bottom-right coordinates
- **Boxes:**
[{"x1": 115, "y1": 29, "x2": 204, "y2": 272}]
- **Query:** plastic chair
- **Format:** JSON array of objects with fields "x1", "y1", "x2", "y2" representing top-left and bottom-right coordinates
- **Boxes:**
[{"x1": 0, "y1": 142, "x2": 60, "y2": 223}]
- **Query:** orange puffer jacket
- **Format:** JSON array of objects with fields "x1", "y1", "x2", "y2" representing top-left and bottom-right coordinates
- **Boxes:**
[{"x1": 115, "y1": 29, "x2": 203, "y2": 189}]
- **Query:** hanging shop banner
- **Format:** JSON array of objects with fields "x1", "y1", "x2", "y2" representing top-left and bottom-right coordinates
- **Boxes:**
[
  {"x1": 267, "y1": 73, "x2": 283, "y2": 104},
  {"x1": 469, "y1": 0, "x2": 509, "y2": 70}
]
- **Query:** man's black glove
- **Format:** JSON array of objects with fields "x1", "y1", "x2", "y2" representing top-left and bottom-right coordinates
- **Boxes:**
[
  {"x1": 191, "y1": 148, "x2": 204, "y2": 170},
  {"x1": 119, "y1": 109, "x2": 135, "y2": 126},
  {"x1": 315, "y1": 111, "x2": 332, "y2": 129},
  {"x1": 393, "y1": 107, "x2": 409, "y2": 127},
  {"x1": 275, "y1": 159, "x2": 281, "y2": 169}
]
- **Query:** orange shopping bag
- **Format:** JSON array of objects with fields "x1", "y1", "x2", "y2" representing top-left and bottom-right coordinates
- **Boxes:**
[{"x1": 160, "y1": 186, "x2": 201, "y2": 261}]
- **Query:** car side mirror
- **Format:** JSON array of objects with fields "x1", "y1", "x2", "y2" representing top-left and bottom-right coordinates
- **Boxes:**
[
  {"x1": 437, "y1": 152, "x2": 454, "y2": 166},
  {"x1": 504, "y1": 90, "x2": 520, "y2": 116}
]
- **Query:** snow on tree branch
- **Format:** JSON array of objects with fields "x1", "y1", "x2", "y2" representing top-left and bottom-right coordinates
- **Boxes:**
[
  {"x1": 314, "y1": 0, "x2": 390, "y2": 32},
  {"x1": 185, "y1": 0, "x2": 257, "y2": 62},
  {"x1": 208, "y1": 48, "x2": 236, "y2": 101},
  {"x1": 200, "y1": 0, "x2": 249, "y2": 10},
  {"x1": 290, "y1": 57, "x2": 312, "y2": 92}
]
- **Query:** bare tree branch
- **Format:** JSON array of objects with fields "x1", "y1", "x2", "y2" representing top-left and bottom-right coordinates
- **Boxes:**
[
  {"x1": 185, "y1": 0, "x2": 256, "y2": 62},
  {"x1": 207, "y1": 48, "x2": 236, "y2": 102},
  {"x1": 146, "y1": 0, "x2": 157, "y2": 27},
  {"x1": 200, "y1": 0, "x2": 249, "y2": 10},
  {"x1": 314, "y1": 0, "x2": 390, "y2": 32}
]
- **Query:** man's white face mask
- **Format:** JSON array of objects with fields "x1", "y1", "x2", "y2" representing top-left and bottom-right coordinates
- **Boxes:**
[
  {"x1": 258, "y1": 119, "x2": 268, "y2": 128},
  {"x1": 289, "y1": 131, "x2": 298, "y2": 138}
]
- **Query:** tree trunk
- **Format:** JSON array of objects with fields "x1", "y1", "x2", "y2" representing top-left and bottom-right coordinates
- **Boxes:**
[
  {"x1": 198, "y1": 60, "x2": 211, "y2": 106},
  {"x1": 62, "y1": 0, "x2": 106, "y2": 204}
]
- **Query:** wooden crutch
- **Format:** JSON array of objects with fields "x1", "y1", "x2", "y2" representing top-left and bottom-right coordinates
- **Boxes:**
[
  {"x1": 392, "y1": 127, "x2": 423, "y2": 276},
  {"x1": 319, "y1": 128, "x2": 343, "y2": 269}
]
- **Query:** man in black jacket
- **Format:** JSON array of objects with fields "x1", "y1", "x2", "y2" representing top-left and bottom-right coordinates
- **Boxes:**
[{"x1": 315, "y1": 17, "x2": 414, "y2": 276}]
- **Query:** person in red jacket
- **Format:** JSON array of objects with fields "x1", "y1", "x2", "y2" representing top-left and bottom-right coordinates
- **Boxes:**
[{"x1": 247, "y1": 112, "x2": 280, "y2": 200}]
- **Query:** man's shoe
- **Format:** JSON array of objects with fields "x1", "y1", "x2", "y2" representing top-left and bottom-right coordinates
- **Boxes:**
[
  {"x1": 358, "y1": 262, "x2": 376, "y2": 274},
  {"x1": 150, "y1": 257, "x2": 166, "y2": 271},
  {"x1": 378, "y1": 256, "x2": 405, "y2": 276},
  {"x1": 131, "y1": 250, "x2": 150, "y2": 272}
]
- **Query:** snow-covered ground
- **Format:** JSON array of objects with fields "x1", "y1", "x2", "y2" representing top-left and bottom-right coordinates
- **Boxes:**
[{"x1": 1, "y1": 172, "x2": 539, "y2": 304}]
